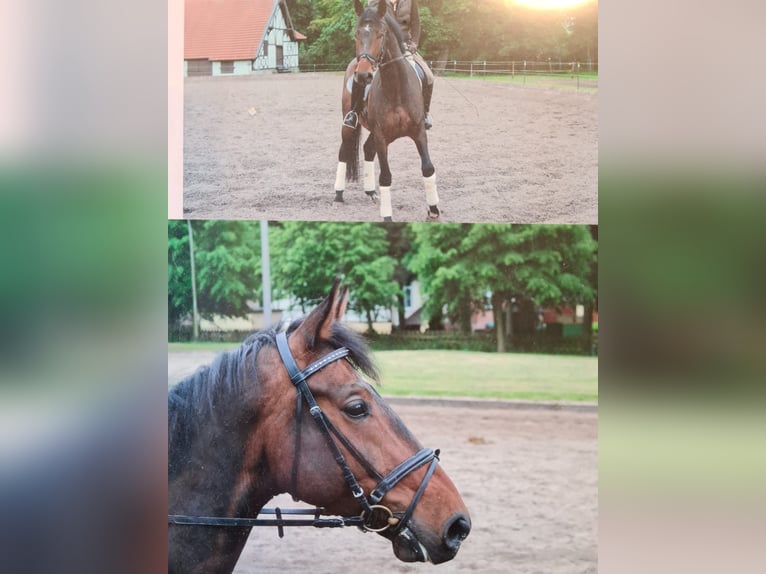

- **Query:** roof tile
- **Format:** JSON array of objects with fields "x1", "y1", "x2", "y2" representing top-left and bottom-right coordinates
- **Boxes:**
[{"x1": 185, "y1": 0, "x2": 301, "y2": 61}]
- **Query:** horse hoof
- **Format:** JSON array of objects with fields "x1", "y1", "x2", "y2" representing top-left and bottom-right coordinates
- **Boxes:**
[
  {"x1": 335, "y1": 191, "x2": 344, "y2": 203},
  {"x1": 365, "y1": 190, "x2": 377, "y2": 203},
  {"x1": 383, "y1": 216, "x2": 393, "y2": 222},
  {"x1": 427, "y1": 205, "x2": 440, "y2": 219}
]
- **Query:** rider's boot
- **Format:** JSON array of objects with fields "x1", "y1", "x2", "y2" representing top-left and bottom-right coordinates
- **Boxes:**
[
  {"x1": 422, "y1": 82, "x2": 434, "y2": 130},
  {"x1": 344, "y1": 81, "x2": 365, "y2": 129}
]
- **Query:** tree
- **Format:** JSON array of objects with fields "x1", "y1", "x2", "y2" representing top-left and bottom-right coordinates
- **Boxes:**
[
  {"x1": 381, "y1": 222, "x2": 416, "y2": 331},
  {"x1": 167, "y1": 221, "x2": 261, "y2": 330},
  {"x1": 418, "y1": 0, "x2": 472, "y2": 61},
  {"x1": 168, "y1": 221, "x2": 192, "y2": 329},
  {"x1": 410, "y1": 224, "x2": 596, "y2": 352},
  {"x1": 286, "y1": 0, "x2": 314, "y2": 38},
  {"x1": 291, "y1": 0, "x2": 598, "y2": 66},
  {"x1": 408, "y1": 223, "x2": 479, "y2": 333},
  {"x1": 303, "y1": 0, "x2": 358, "y2": 65},
  {"x1": 271, "y1": 222, "x2": 398, "y2": 332},
  {"x1": 581, "y1": 224, "x2": 598, "y2": 353}
]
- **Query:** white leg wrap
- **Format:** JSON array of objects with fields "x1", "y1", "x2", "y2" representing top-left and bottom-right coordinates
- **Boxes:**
[
  {"x1": 424, "y1": 174, "x2": 439, "y2": 206},
  {"x1": 363, "y1": 161, "x2": 375, "y2": 193},
  {"x1": 335, "y1": 162, "x2": 346, "y2": 191},
  {"x1": 379, "y1": 186, "x2": 393, "y2": 218}
]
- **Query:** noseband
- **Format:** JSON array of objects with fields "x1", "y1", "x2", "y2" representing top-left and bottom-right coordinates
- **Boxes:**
[
  {"x1": 357, "y1": 50, "x2": 383, "y2": 70},
  {"x1": 276, "y1": 331, "x2": 440, "y2": 534}
]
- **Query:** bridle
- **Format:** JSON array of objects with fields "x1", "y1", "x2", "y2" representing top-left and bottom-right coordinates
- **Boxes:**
[
  {"x1": 355, "y1": 19, "x2": 406, "y2": 75},
  {"x1": 168, "y1": 330, "x2": 440, "y2": 537},
  {"x1": 276, "y1": 331, "x2": 439, "y2": 534}
]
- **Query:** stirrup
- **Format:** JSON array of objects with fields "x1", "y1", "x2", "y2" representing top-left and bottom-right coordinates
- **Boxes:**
[{"x1": 343, "y1": 112, "x2": 358, "y2": 129}]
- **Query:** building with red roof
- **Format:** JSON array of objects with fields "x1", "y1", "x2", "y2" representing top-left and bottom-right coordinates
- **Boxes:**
[{"x1": 184, "y1": 0, "x2": 306, "y2": 76}]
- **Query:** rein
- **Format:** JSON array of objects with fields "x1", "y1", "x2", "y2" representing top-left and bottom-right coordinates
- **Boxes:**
[
  {"x1": 357, "y1": 51, "x2": 406, "y2": 71},
  {"x1": 168, "y1": 331, "x2": 441, "y2": 538}
]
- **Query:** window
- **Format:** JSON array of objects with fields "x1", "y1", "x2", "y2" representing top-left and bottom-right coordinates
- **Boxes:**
[
  {"x1": 263, "y1": 42, "x2": 268, "y2": 57},
  {"x1": 220, "y1": 61, "x2": 234, "y2": 74}
]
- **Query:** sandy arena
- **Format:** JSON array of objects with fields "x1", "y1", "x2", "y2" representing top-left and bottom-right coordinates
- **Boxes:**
[
  {"x1": 169, "y1": 351, "x2": 598, "y2": 573},
  {"x1": 183, "y1": 73, "x2": 597, "y2": 223}
]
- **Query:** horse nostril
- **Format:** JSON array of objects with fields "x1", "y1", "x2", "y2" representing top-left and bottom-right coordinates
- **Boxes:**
[
  {"x1": 355, "y1": 72, "x2": 372, "y2": 85},
  {"x1": 444, "y1": 514, "x2": 471, "y2": 549}
]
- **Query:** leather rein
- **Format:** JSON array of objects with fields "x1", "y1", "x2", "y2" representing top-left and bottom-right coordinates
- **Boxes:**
[{"x1": 168, "y1": 331, "x2": 440, "y2": 538}]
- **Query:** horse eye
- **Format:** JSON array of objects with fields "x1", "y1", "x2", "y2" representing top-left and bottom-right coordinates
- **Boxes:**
[{"x1": 343, "y1": 400, "x2": 369, "y2": 419}]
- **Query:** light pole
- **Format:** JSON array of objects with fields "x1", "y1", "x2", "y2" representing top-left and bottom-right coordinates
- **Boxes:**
[{"x1": 260, "y1": 220, "x2": 272, "y2": 328}]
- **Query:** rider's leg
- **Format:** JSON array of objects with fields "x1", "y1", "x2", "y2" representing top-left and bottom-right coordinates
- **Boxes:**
[
  {"x1": 344, "y1": 80, "x2": 365, "y2": 129},
  {"x1": 415, "y1": 53, "x2": 435, "y2": 130}
]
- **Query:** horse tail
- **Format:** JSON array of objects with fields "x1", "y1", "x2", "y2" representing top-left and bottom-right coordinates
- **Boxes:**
[{"x1": 346, "y1": 125, "x2": 361, "y2": 183}]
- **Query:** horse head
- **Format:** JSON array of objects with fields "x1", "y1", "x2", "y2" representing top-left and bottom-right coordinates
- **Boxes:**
[
  {"x1": 353, "y1": 0, "x2": 398, "y2": 86},
  {"x1": 260, "y1": 280, "x2": 471, "y2": 563}
]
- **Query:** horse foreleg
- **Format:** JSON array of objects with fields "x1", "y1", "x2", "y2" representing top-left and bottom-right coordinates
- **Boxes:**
[
  {"x1": 334, "y1": 159, "x2": 346, "y2": 203},
  {"x1": 424, "y1": 174, "x2": 439, "y2": 218},
  {"x1": 336, "y1": 126, "x2": 361, "y2": 202},
  {"x1": 362, "y1": 134, "x2": 377, "y2": 200},
  {"x1": 376, "y1": 139, "x2": 393, "y2": 221},
  {"x1": 414, "y1": 133, "x2": 440, "y2": 219}
]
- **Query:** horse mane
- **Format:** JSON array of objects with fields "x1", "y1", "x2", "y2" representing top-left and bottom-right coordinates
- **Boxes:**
[
  {"x1": 168, "y1": 320, "x2": 379, "y2": 478},
  {"x1": 383, "y1": 11, "x2": 406, "y2": 54}
]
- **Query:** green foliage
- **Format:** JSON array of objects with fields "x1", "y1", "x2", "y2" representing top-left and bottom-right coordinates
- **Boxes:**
[
  {"x1": 168, "y1": 221, "x2": 192, "y2": 327},
  {"x1": 271, "y1": 222, "x2": 398, "y2": 327},
  {"x1": 417, "y1": 0, "x2": 471, "y2": 59},
  {"x1": 167, "y1": 221, "x2": 261, "y2": 327},
  {"x1": 408, "y1": 224, "x2": 596, "y2": 338},
  {"x1": 287, "y1": 0, "x2": 314, "y2": 36},
  {"x1": 303, "y1": 0, "x2": 358, "y2": 65},
  {"x1": 168, "y1": 221, "x2": 597, "y2": 352},
  {"x1": 293, "y1": 0, "x2": 598, "y2": 64},
  {"x1": 421, "y1": 0, "x2": 598, "y2": 62},
  {"x1": 408, "y1": 223, "x2": 478, "y2": 332},
  {"x1": 193, "y1": 221, "x2": 261, "y2": 318}
]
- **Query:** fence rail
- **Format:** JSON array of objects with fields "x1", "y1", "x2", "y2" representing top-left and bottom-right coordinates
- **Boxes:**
[
  {"x1": 296, "y1": 59, "x2": 597, "y2": 90},
  {"x1": 298, "y1": 59, "x2": 597, "y2": 75},
  {"x1": 432, "y1": 59, "x2": 598, "y2": 76}
]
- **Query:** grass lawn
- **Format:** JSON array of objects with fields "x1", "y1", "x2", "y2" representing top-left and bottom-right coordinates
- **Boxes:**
[
  {"x1": 169, "y1": 344, "x2": 598, "y2": 402},
  {"x1": 374, "y1": 350, "x2": 597, "y2": 402},
  {"x1": 169, "y1": 342, "x2": 241, "y2": 353}
]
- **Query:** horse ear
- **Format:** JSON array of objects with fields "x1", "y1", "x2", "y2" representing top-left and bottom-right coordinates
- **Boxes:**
[
  {"x1": 293, "y1": 279, "x2": 344, "y2": 350},
  {"x1": 354, "y1": 0, "x2": 364, "y2": 17},
  {"x1": 336, "y1": 285, "x2": 349, "y2": 321},
  {"x1": 376, "y1": 0, "x2": 387, "y2": 18}
]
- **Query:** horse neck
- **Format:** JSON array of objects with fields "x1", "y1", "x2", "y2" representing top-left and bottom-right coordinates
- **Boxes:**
[
  {"x1": 169, "y1": 356, "x2": 284, "y2": 514},
  {"x1": 383, "y1": 29, "x2": 404, "y2": 67},
  {"x1": 168, "y1": 382, "x2": 279, "y2": 573},
  {"x1": 380, "y1": 37, "x2": 410, "y2": 90}
]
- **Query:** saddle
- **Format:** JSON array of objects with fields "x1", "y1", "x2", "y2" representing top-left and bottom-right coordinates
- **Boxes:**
[{"x1": 408, "y1": 58, "x2": 425, "y2": 88}]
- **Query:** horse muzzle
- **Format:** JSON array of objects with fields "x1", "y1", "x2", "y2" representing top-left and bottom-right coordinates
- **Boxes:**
[
  {"x1": 390, "y1": 513, "x2": 472, "y2": 564},
  {"x1": 354, "y1": 70, "x2": 374, "y2": 86}
]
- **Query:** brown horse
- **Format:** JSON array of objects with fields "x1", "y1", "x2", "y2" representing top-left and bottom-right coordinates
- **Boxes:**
[
  {"x1": 168, "y1": 281, "x2": 470, "y2": 573},
  {"x1": 334, "y1": 0, "x2": 440, "y2": 221}
]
